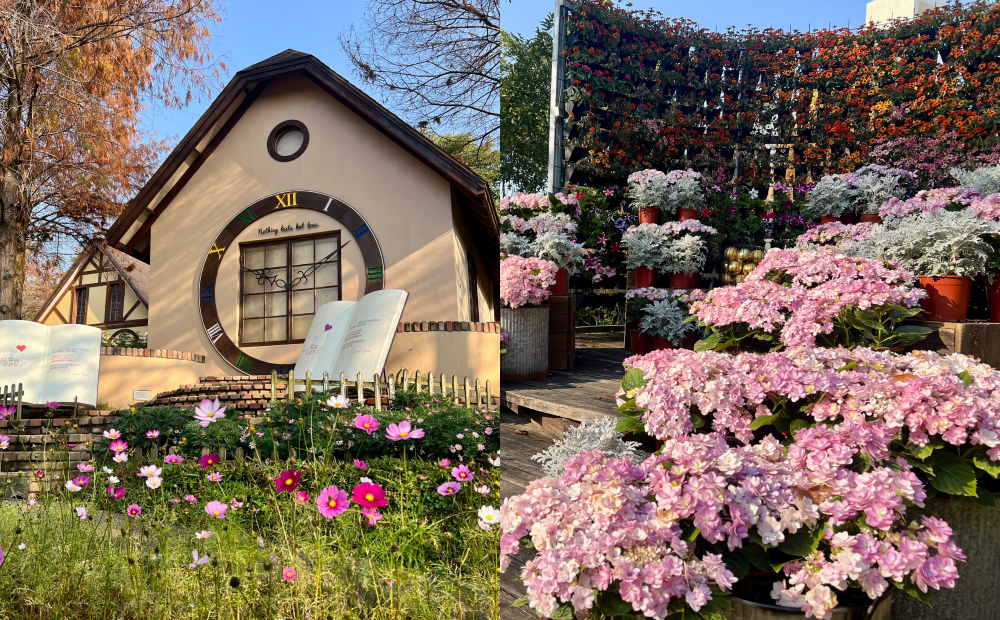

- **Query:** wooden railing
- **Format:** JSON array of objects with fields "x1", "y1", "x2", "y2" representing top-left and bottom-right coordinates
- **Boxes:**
[{"x1": 269, "y1": 369, "x2": 496, "y2": 411}]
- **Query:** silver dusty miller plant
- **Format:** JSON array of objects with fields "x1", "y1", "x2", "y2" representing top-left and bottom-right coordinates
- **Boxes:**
[
  {"x1": 660, "y1": 233, "x2": 707, "y2": 274},
  {"x1": 849, "y1": 170, "x2": 906, "y2": 214},
  {"x1": 531, "y1": 417, "x2": 643, "y2": 478},
  {"x1": 840, "y1": 210, "x2": 1000, "y2": 277},
  {"x1": 500, "y1": 232, "x2": 532, "y2": 257},
  {"x1": 531, "y1": 231, "x2": 586, "y2": 273},
  {"x1": 639, "y1": 297, "x2": 698, "y2": 345},
  {"x1": 951, "y1": 164, "x2": 1000, "y2": 196},
  {"x1": 805, "y1": 174, "x2": 853, "y2": 217},
  {"x1": 663, "y1": 176, "x2": 705, "y2": 213},
  {"x1": 621, "y1": 223, "x2": 668, "y2": 269}
]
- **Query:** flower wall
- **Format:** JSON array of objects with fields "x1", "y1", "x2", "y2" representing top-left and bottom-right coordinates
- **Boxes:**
[{"x1": 564, "y1": 0, "x2": 1000, "y2": 190}]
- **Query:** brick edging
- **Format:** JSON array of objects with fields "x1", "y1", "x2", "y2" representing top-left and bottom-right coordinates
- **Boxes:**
[
  {"x1": 101, "y1": 347, "x2": 206, "y2": 363},
  {"x1": 396, "y1": 321, "x2": 500, "y2": 333}
]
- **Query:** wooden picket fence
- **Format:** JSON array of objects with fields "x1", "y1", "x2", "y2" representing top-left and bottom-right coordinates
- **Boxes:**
[
  {"x1": 269, "y1": 369, "x2": 496, "y2": 411},
  {"x1": 1, "y1": 384, "x2": 23, "y2": 421}
]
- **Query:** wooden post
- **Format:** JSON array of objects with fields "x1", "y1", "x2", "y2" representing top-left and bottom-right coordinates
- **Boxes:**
[
  {"x1": 388, "y1": 375, "x2": 395, "y2": 401},
  {"x1": 464, "y1": 377, "x2": 471, "y2": 406},
  {"x1": 287, "y1": 370, "x2": 295, "y2": 402},
  {"x1": 220, "y1": 447, "x2": 227, "y2": 462},
  {"x1": 475, "y1": 379, "x2": 482, "y2": 407},
  {"x1": 452, "y1": 375, "x2": 459, "y2": 403},
  {"x1": 414, "y1": 370, "x2": 422, "y2": 394},
  {"x1": 322, "y1": 371, "x2": 329, "y2": 394},
  {"x1": 374, "y1": 374, "x2": 382, "y2": 411},
  {"x1": 440, "y1": 373, "x2": 446, "y2": 396},
  {"x1": 486, "y1": 380, "x2": 493, "y2": 410},
  {"x1": 235, "y1": 447, "x2": 244, "y2": 461},
  {"x1": 304, "y1": 371, "x2": 312, "y2": 396},
  {"x1": 270, "y1": 370, "x2": 278, "y2": 404},
  {"x1": 357, "y1": 373, "x2": 365, "y2": 405},
  {"x1": 340, "y1": 372, "x2": 347, "y2": 398},
  {"x1": 402, "y1": 369, "x2": 409, "y2": 392},
  {"x1": 428, "y1": 372, "x2": 435, "y2": 396}
]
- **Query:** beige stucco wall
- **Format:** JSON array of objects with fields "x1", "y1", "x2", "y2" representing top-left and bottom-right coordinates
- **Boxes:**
[
  {"x1": 147, "y1": 73, "x2": 481, "y2": 377},
  {"x1": 97, "y1": 355, "x2": 205, "y2": 408},
  {"x1": 385, "y1": 331, "x2": 500, "y2": 387}
]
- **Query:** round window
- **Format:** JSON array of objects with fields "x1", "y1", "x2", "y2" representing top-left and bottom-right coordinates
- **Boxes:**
[{"x1": 267, "y1": 120, "x2": 309, "y2": 162}]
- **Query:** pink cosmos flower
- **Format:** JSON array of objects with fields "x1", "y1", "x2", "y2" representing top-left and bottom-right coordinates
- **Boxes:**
[
  {"x1": 169, "y1": 498, "x2": 182, "y2": 504},
  {"x1": 34, "y1": 471, "x2": 45, "y2": 479},
  {"x1": 164, "y1": 454, "x2": 184, "y2": 464},
  {"x1": 353, "y1": 459, "x2": 368, "y2": 470},
  {"x1": 138, "y1": 465, "x2": 162, "y2": 478},
  {"x1": 65, "y1": 480, "x2": 82, "y2": 492},
  {"x1": 126, "y1": 504, "x2": 141, "y2": 517},
  {"x1": 354, "y1": 414, "x2": 380, "y2": 435},
  {"x1": 194, "y1": 397, "x2": 227, "y2": 427},
  {"x1": 103, "y1": 429, "x2": 121, "y2": 440},
  {"x1": 190, "y1": 549, "x2": 210, "y2": 568},
  {"x1": 385, "y1": 421, "x2": 424, "y2": 441},
  {"x1": 108, "y1": 440, "x2": 128, "y2": 453},
  {"x1": 77, "y1": 463, "x2": 94, "y2": 472},
  {"x1": 294, "y1": 491, "x2": 309, "y2": 505},
  {"x1": 275, "y1": 470, "x2": 302, "y2": 493},
  {"x1": 316, "y1": 485, "x2": 350, "y2": 518},
  {"x1": 437, "y1": 482, "x2": 461, "y2": 496},
  {"x1": 0, "y1": 406, "x2": 12, "y2": 421},
  {"x1": 198, "y1": 453, "x2": 219, "y2": 469},
  {"x1": 146, "y1": 430, "x2": 160, "y2": 438},
  {"x1": 351, "y1": 482, "x2": 388, "y2": 508},
  {"x1": 113, "y1": 452, "x2": 128, "y2": 463},
  {"x1": 0, "y1": 435, "x2": 8, "y2": 450},
  {"x1": 207, "y1": 472, "x2": 222, "y2": 482},
  {"x1": 46, "y1": 401, "x2": 60, "y2": 409},
  {"x1": 326, "y1": 394, "x2": 350, "y2": 408},
  {"x1": 185, "y1": 494, "x2": 198, "y2": 504},
  {"x1": 439, "y1": 459, "x2": 451, "y2": 468},
  {"x1": 362, "y1": 507, "x2": 383, "y2": 526},
  {"x1": 205, "y1": 501, "x2": 228, "y2": 519},
  {"x1": 282, "y1": 567, "x2": 297, "y2": 582},
  {"x1": 75, "y1": 507, "x2": 87, "y2": 520},
  {"x1": 72, "y1": 475, "x2": 90, "y2": 488},
  {"x1": 195, "y1": 530, "x2": 212, "y2": 539},
  {"x1": 108, "y1": 486, "x2": 125, "y2": 499},
  {"x1": 451, "y1": 465, "x2": 473, "y2": 482}
]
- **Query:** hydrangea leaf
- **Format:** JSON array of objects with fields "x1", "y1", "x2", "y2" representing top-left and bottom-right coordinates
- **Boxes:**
[
  {"x1": 776, "y1": 523, "x2": 825, "y2": 557},
  {"x1": 972, "y1": 453, "x2": 1000, "y2": 478},
  {"x1": 595, "y1": 587, "x2": 633, "y2": 617},
  {"x1": 929, "y1": 451, "x2": 978, "y2": 497},
  {"x1": 615, "y1": 416, "x2": 644, "y2": 434}
]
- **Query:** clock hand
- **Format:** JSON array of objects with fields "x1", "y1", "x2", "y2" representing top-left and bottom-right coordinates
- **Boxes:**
[{"x1": 242, "y1": 240, "x2": 352, "y2": 291}]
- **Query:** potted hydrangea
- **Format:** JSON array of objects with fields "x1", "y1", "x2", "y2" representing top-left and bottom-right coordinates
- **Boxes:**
[
  {"x1": 621, "y1": 223, "x2": 668, "y2": 288},
  {"x1": 500, "y1": 255, "x2": 558, "y2": 380}
]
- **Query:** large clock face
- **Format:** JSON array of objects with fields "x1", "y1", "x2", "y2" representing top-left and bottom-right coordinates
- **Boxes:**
[{"x1": 198, "y1": 190, "x2": 384, "y2": 375}]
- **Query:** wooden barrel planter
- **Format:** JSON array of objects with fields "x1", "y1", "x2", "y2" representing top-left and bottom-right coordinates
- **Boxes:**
[
  {"x1": 727, "y1": 594, "x2": 890, "y2": 620},
  {"x1": 501, "y1": 306, "x2": 549, "y2": 381},
  {"x1": 891, "y1": 495, "x2": 1000, "y2": 620}
]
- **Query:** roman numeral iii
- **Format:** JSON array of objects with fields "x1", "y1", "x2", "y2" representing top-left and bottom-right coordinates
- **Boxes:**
[{"x1": 206, "y1": 322, "x2": 224, "y2": 344}]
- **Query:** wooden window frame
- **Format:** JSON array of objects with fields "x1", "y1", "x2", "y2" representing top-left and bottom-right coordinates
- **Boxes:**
[
  {"x1": 238, "y1": 231, "x2": 342, "y2": 347},
  {"x1": 73, "y1": 287, "x2": 88, "y2": 324},
  {"x1": 467, "y1": 252, "x2": 480, "y2": 322},
  {"x1": 106, "y1": 281, "x2": 126, "y2": 323}
]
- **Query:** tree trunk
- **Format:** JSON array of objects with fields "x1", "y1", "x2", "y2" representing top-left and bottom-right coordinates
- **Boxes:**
[{"x1": 0, "y1": 181, "x2": 27, "y2": 321}]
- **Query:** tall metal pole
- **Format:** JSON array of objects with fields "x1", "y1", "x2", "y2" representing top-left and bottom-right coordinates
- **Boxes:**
[{"x1": 546, "y1": 0, "x2": 572, "y2": 194}]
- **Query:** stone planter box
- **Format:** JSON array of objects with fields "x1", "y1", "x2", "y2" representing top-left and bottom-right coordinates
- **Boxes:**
[
  {"x1": 501, "y1": 306, "x2": 549, "y2": 381},
  {"x1": 727, "y1": 593, "x2": 890, "y2": 620}
]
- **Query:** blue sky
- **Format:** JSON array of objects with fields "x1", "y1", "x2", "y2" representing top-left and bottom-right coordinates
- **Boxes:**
[{"x1": 147, "y1": 0, "x2": 873, "y2": 144}]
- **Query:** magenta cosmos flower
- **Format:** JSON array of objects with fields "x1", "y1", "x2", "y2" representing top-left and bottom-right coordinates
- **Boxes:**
[
  {"x1": 193, "y1": 397, "x2": 227, "y2": 427},
  {"x1": 108, "y1": 440, "x2": 128, "y2": 453},
  {"x1": 354, "y1": 414, "x2": 379, "y2": 435},
  {"x1": 126, "y1": 504, "x2": 142, "y2": 517},
  {"x1": 316, "y1": 485, "x2": 350, "y2": 518},
  {"x1": 146, "y1": 430, "x2": 160, "y2": 438},
  {"x1": 283, "y1": 567, "x2": 297, "y2": 582},
  {"x1": 164, "y1": 454, "x2": 184, "y2": 464},
  {"x1": 451, "y1": 465, "x2": 473, "y2": 482},
  {"x1": 294, "y1": 491, "x2": 309, "y2": 505},
  {"x1": 437, "y1": 482, "x2": 461, "y2": 496},
  {"x1": 199, "y1": 453, "x2": 220, "y2": 469},
  {"x1": 351, "y1": 482, "x2": 388, "y2": 508},
  {"x1": 362, "y1": 507, "x2": 383, "y2": 526},
  {"x1": 108, "y1": 486, "x2": 125, "y2": 499},
  {"x1": 353, "y1": 459, "x2": 368, "y2": 470},
  {"x1": 275, "y1": 469, "x2": 302, "y2": 493},
  {"x1": 385, "y1": 421, "x2": 424, "y2": 441},
  {"x1": 205, "y1": 501, "x2": 228, "y2": 519}
]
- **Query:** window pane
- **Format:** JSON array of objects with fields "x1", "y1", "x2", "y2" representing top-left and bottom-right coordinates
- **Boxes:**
[
  {"x1": 244, "y1": 271, "x2": 265, "y2": 294},
  {"x1": 315, "y1": 263, "x2": 338, "y2": 288},
  {"x1": 292, "y1": 241, "x2": 313, "y2": 265},
  {"x1": 245, "y1": 247, "x2": 265, "y2": 270},
  {"x1": 243, "y1": 319, "x2": 264, "y2": 343},
  {"x1": 266, "y1": 245, "x2": 287, "y2": 268},
  {"x1": 244, "y1": 294, "x2": 264, "y2": 318},
  {"x1": 265, "y1": 292, "x2": 287, "y2": 317},
  {"x1": 291, "y1": 291, "x2": 314, "y2": 315},
  {"x1": 265, "y1": 317, "x2": 287, "y2": 342},
  {"x1": 263, "y1": 267, "x2": 287, "y2": 293},
  {"x1": 292, "y1": 315, "x2": 313, "y2": 340},
  {"x1": 291, "y1": 266, "x2": 312, "y2": 290},
  {"x1": 315, "y1": 287, "x2": 339, "y2": 308},
  {"x1": 315, "y1": 238, "x2": 338, "y2": 262}
]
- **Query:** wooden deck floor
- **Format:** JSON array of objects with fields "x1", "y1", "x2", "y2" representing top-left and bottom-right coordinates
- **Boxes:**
[{"x1": 500, "y1": 333, "x2": 630, "y2": 422}]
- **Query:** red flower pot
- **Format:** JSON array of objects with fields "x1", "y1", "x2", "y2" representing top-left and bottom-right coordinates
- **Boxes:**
[
  {"x1": 550, "y1": 268, "x2": 568, "y2": 296},
  {"x1": 861, "y1": 214, "x2": 883, "y2": 224},
  {"x1": 840, "y1": 213, "x2": 860, "y2": 225},
  {"x1": 919, "y1": 276, "x2": 973, "y2": 322},
  {"x1": 634, "y1": 266, "x2": 656, "y2": 288},
  {"x1": 653, "y1": 336, "x2": 674, "y2": 350},
  {"x1": 638, "y1": 207, "x2": 660, "y2": 224},
  {"x1": 820, "y1": 216, "x2": 842, "y2": 225},
  {"x1": 677, "y1": 208, "x2": 698, "y2": 221},
  {"x1": 682, "y1": 332, "x2": 700, "y2": 350},
  {"x1": 670, "y1": 272, "x2": 698, "y2": 289},
  {"x1": 988, "y1": 276, "x2": 1000, "y2": 323},
  {"x1": 629, "y1": 330, "x2": 653, "y2": 355}
]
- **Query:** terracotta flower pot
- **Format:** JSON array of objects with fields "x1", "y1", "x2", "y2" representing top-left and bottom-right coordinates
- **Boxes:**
[
  {"x1": 550, "y1": 268, "x2": 568, "y2": 296},
  {"x1": 821, "y1": 215, "x2": 842, "y2": 225},
  {"x1": 677, "y1": 207, "x2": 698, "y2": 221},
  {"x1": 989, "y1": 276, "x2": 1000, "y2": 323},
  {"x1": 638, "y1": 207, "x2": 660, "y2": 224},
  {"x1": 919, "y1": 275, "x2": 973, "y2": 322},
  {"x1": 682, "y1": 332, "x2": 699, "y2": 350},
  {"x1": 629, "y1": 330, "x2": 653, "y2": 355},
  {"x1": 670, "y1": 272, "x2": 698, "y2": 289},
  {"x1": 841, "y1": 213, "x2": 860, "y2": 225},
  {"x1": 634, "y1": 266, "x2": 656, "y2": 288},
  {"x1": 653, "y1": 336, "x2": 674, "y2": 350},
  {"x1": 861, "y1": 214, "x2": 883, "y2": 224}
]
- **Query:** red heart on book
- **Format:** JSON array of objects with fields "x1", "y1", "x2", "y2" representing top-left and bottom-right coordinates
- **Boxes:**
[
  {"x1": 324, "y1": 324, "x2": 332, "y2": 332},
  {"x1": 16, "y1": 345, "x2": 25, "y2": 352}
]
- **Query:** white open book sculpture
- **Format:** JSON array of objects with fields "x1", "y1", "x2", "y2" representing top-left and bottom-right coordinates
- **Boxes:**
[
  {"x1": 0, "y1": 322, "x2": 102, "y2": 407},
  {"x1": 291, "y1": 289, "x2": 409, "y2": 389}
]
